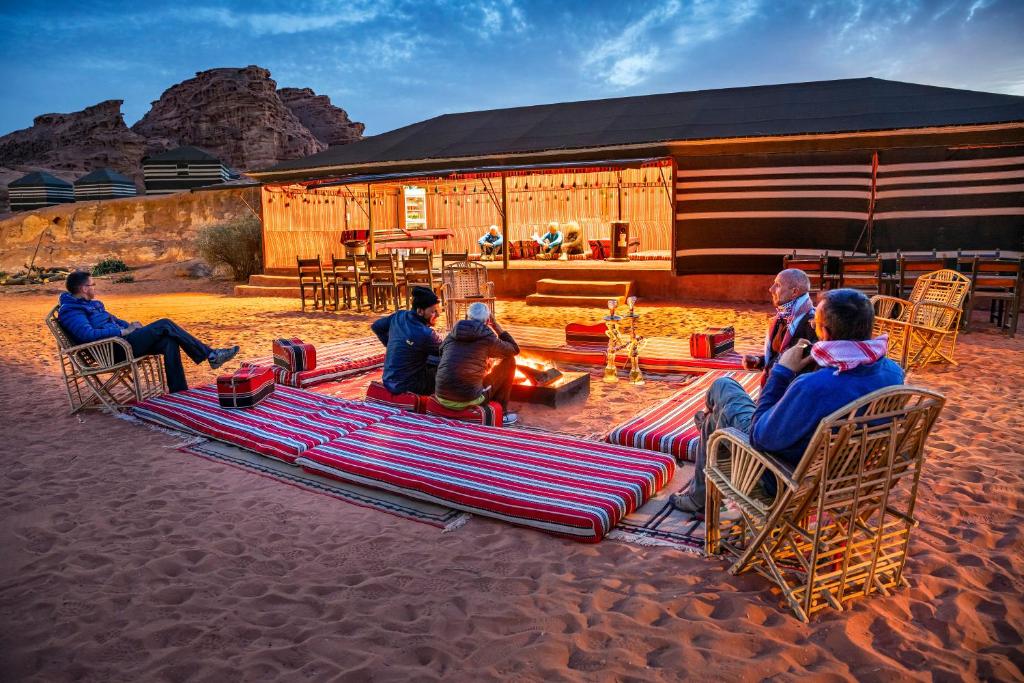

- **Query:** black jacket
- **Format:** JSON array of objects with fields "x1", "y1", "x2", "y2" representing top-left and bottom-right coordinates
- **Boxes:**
[
  {"x1": 435, "y1": 320, "x2": 519, "y2": 402},
  {"x1": 371, "y1": 310, "x2": 443, "y2": 394},
  {"x1": 758, "y1": 310, "x2": 817, "y2": 376}
]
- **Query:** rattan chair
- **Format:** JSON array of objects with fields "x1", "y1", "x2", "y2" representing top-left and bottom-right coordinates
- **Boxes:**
[
  {"x1": 870, "y1": 269, "x2": 971, "y2": 370},
  {"x1": 896, "y1": 254, "x2": 947, "y2": 299},
  {"x1": 441, "y1": 261, "x2": 495, "y2": 331},
  {"x1": 296, "y1": 256, "x2": 326, "y2": 311},
  {"x1": 46, "y1": 305, "x2": 167, "y2": 414},
  {"x1": 705, "y1": 385, "x2": 945, "y2": 622}
]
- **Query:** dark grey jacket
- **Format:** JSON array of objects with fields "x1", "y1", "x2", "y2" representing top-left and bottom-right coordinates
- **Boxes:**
[{"x1": 435, "y1": 320, "x2": 519, "y2": 402}]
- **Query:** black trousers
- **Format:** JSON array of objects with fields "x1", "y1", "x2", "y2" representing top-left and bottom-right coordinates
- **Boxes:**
[
  {"x1": 483, "y1": 355, "x2": 516, "y2": 410},
  {"x1": 125, "y1": 318, "x2": 212, "y2": 393}
]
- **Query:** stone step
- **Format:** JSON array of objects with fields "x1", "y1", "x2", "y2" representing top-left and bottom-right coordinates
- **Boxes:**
[
  {"x1": 234, "y1": 284, "x2": 301, "y2": 298},
  {"x1": 525, "y1": 293, "x2": 628, "y2": 307},
  {"x1": 535, "y1": 279, "x2": 633, "y2": 297},
  {"x1": 248, "y1": 274, "x2": 300, "y2": 287}
]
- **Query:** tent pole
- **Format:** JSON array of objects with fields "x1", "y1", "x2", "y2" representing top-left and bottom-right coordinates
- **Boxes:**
[
  {"x1": 367, "y1": 183, "x2": 374, "y2": 255},
  {"x1": 501, "y1": 173, "x2": 509, "y2": 270},
  {"x1": 616, "y1": 170, "x2": 622, "y2": 221}
]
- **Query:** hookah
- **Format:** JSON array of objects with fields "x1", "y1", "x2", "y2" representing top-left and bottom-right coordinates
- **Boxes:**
[
  {"x1": 602, "y1": 299, "x2": 628, "y2": 383},
  {"x1": 624, "y1": 295, "x2": 647, "y2": 385}
]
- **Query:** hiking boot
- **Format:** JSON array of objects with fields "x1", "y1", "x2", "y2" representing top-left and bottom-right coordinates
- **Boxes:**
[
  {"x1": 669, "y1": 491, "x2": 704, "y2": 513},
  {"x1": 502, "y1": 411, "x2": 519, "y2": 426},
  {"x1": 208, "y1": 345, "x2": 240, "y2": 370}
]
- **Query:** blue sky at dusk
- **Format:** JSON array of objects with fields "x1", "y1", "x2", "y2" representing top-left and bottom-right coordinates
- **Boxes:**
[{"x1": 1, "y1": 0, "x2": 1022, "y2": 137}]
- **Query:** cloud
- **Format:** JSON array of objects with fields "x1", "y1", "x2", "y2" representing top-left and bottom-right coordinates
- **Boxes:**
[
  {"x1": 672, "y1": 0, "x2": 761, "y2": 48},
  {"x1": 461, "y1": 0, "x2": 528, "y2": 38},
  {"x1": 174, "y1": 2, "x2": 386, "y2": 36},
  {"x1": 606, "y1": 50, "x2": 662, "y2": 88},
  {"x1": 582, "y1": 1, "x2": 681, "y2": 88}
]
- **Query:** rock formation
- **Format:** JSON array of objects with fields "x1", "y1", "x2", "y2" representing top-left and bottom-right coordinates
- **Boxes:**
[
  {"x1": 278, "y1": 87, "x2": 365, "y2": 147},
  {"x1": 131, "y1": 66, "x2": 326, "y2": 172}
]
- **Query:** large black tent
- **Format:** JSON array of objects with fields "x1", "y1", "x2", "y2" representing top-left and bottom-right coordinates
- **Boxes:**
[
  {"x1": 143, "y1": 146, "x2": 230, "y2": 195},
  {"x1": 8, "y1": 171, "x2": 75, "y2": 211},
  {"x1": 73, "y1": 168, "x2": 138, "y2": 201}
]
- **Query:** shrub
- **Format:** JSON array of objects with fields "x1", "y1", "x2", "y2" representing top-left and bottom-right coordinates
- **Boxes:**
[
  {"x1": 92, "y1": 258, "x2": 130, "y2": 276},
  {"x1": 113, "y1": 274, "x2": 135, "y2": 284},
  {"x1": 196, "y1": 216, "x2": 263, "y2": 281}
]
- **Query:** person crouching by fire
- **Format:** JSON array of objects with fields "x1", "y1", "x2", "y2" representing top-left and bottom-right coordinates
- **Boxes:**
[{"x1": 435, "y1": 302, "x2": 520, "y2": 425}]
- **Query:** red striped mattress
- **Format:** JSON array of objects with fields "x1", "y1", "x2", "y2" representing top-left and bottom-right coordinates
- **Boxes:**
[
  {"x1": 297, "y1": 413, "x2": 676, "y2": 542},
  {"x1": 132, "y1": 384, "x2": 399, "y2": 463},
  {"x1": 606, "y1": 370, "x2": 762, "y2": 461},
  {"x1": 507, "y1": 325, "x2": 755, "y2": 375},
  {"x1": 244, "y1": 337, "x2": 384, "y2": 388}
]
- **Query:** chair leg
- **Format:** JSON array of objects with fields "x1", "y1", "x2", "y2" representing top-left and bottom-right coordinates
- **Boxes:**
[{"x1": 705, "y1": 482, "x2": 722, "y2": 556}]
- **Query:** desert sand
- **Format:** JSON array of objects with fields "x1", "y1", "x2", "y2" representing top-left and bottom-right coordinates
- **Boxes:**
[{"x1": 1, "y1": 269, "x2": 1022, "y2": 682}]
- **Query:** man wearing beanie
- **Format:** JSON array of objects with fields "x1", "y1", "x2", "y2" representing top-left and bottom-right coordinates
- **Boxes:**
[{"x1": 371, "y1": 286, "x2": 444, "y2": 396}]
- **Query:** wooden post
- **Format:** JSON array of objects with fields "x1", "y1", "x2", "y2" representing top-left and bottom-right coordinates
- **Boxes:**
[
  {"x1": 367, "y1": 183, "x2": 374, "y2": 255},
  {"x1": 616, "y1": 170, "x2": 623, "y2": 221},
  {"x1": 501, "y1": 172, "x2": 509, "y2": 270}
]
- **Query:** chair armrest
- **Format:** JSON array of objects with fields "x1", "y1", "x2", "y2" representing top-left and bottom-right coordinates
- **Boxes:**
[
  {"x1": 63, "y1": 336, "x2": 136, "y2": 369},
  {"x1": 871, "y1": 295, "x2": 911, "y2": 321},
  {"x1": 707, "y1": 427, "x2": 798, "y2": 493},
  {"x1": 906, "y1": 301, "x2": 963, "y2": 332}
]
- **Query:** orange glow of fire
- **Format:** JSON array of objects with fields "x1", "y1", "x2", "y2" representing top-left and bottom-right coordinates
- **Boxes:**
[
  {"x1": 513, "y1": 353, "x2": 556, "y2": 386},
  {"x1": 514, "y1": 368, "x2": 533, "y2": 386}
]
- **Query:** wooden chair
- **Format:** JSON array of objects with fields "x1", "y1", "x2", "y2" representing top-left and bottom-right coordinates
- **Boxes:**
[
  {"x1": 366, "y1": 256, "x2": 403, "y2": 311},
  {"x1": 966, "y1": 256, "x2": 1023, "y2": 338},
  {"x1": 402, "y1": 252, "x2": 439, "y2": 306},
  {"x1": 441, "y1": 261, "x2": 496, "y2": 331},
  {"x1": 296, "y1": 256, "x2": 326, "y2": 311},
  {"x1": 46, "y1": 305, "x2": 167, "y2": 414},
  {"x1": 896, "y1": 254, "x2": 947, "y2": 299},
  {"x1": 327, "y1": 254, "x2": 365, "y2": 312},
  {"x1": 783, "y1": 252, "x2": 832, "y2": 298},
  {"x1": 838, "y1": 254, "x2": 884, "y2": 296},
  {"x1": 705, "y1": 386, "x2": 945, "y2": 622},
  {"x1": 870, "y1": 269, "x2": 971, "y2": 370}
]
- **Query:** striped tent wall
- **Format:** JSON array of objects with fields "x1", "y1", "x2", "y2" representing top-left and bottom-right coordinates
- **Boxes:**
[
  {"x1": 143, "y1": 162, "x2": 230, "y2": 195},
  {"x1": 873, "y1": 146, "x2": 1024, "y2": 255},
  {"x1": 74, "y1": 180, "x2": 138, "y2": 201},
  {"x1": 9, "y1": 185, "x2": 75, "y2": 211},
  {"x1": 674, "y1": 151, "x2": 874, "y2": 273}
]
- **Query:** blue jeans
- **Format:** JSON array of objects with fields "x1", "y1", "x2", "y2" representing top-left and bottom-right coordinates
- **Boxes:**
[{"x1": 686, "y1": 377, "x2": 756, "y2": 499}]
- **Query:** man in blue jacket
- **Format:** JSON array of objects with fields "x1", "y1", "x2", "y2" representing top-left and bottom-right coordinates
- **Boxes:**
[
  {"x1": 58, "y1": 270, "x2": 239, "y2": 393},
  {"x1": 478, "y1": 225, "x2": 503, "y2": 261},
  {"x1": 371, "y1": 286, "x2": 443, "y2": 396},
  {"x1": 671, "y1": 288, "x2": 904, "y2": 514}
]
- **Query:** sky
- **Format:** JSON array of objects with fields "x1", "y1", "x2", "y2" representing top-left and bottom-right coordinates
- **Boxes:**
[{"x1": 1, "y1": 0, "x2": 1023, "y2": 138}]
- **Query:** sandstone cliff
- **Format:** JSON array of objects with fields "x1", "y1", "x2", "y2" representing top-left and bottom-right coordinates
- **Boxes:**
[
  {"x1": 278, "y1": 87, "x2": 365, "y2": 147},
  {"x1": 0, "y1": 187, "x2": 260, "y2": 271},
  {"x1": 132, "y1": 66, "x2": 326, "y2": 172}
]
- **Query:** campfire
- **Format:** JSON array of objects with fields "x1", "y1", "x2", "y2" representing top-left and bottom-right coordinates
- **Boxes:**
[
  {"x1": 510, "y1": 355, "x2": 590, "y2": 407},
  {"x1": 514, "y1": 356, "x2": 562, "y2": 387}
]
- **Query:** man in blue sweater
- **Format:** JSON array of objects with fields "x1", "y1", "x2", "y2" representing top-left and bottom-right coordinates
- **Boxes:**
[
  {"x1": 371, "y1": 286, "x2": 444, "y2": 396},
  {"x1": 57, "y1": 271, "x2": 239, "y2": 393},
  {"x1": 671, "y1": 288, "x2": 904, "y2": 514}
]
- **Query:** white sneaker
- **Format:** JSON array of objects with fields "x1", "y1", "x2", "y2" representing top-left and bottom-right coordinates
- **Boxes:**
[{"x1": 502, "y1": 412, "x2": 519, "y2": 426}]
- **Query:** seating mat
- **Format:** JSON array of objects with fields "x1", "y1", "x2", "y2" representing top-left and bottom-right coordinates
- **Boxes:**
[
  {"x1": 132, "y1": 384, "x2": 399, "y2": 463},
  {"x1": 607, "y1": 370, "x2": 762, "y2": 460},
  {"x1": 297, "y1": 413, "x2": 676, "y2": 542},
  {"x1": 507, "y1": 325, "x2": 755, "y2": 375},
  {"x1": 244, "y1": 336, "x2": 384, "y2": 387}
]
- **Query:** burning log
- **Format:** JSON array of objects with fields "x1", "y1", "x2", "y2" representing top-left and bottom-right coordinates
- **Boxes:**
[{"x1": 514, "y1": 359, "x2": 562, "y2": 387}]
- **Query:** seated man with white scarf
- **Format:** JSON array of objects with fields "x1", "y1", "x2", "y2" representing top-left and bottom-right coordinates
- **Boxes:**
[{"x1": 671, "y1": 287, "x2": 903, "y2": 514}]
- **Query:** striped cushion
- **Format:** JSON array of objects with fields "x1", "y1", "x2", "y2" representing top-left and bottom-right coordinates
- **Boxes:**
[
  {"x1": 245, "y1": 337, "x2": 385, "y2": 388},
  {"x1": 423, "y1": 396, "x2": 501, "y2": 425},
  {"x1": 297, "y1": 413, "x2": 675, "y2": 542},
  {"x1": 606, "y1": 370, "x2": 762, "y2": 461},
  {"x1": 366, "y1": 380, "x2": 424, "y2": 412},
  {"x1": 132, "y1": 384, "x2": 399, "y2": 463}
]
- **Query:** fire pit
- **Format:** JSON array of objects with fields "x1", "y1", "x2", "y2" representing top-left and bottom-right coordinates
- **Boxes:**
[{"x1": 510, "y1": 357, "x2": 590, "y2": 408}]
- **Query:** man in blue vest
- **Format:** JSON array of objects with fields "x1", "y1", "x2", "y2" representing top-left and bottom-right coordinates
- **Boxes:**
[{"x1": 371, "y1": 286, "x2": 444, "y2": 396}]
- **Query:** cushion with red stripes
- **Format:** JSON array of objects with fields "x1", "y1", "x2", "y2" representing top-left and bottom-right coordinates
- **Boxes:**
[
  {"x1": 366, "y1": 381, "x2": 424, "y2": 412},
  {"x1": 423, "y1": 395, "x2": 501, "y2": 425},
  {"x1": 565, "y1": 322, "x2": 608, "y2": 348},
  {"x1": 606, "y1": 370, "x2": 762, "y2": 461},
  {"x1": 216, "y1": 365, "x2": 275, "y2": 408},
  {"x1": 132, "y1": 384, "x2": 398, "y2": 463},
  {"x1": 296, "y1": 413, "x2": 675, "y2": 542},
  {"x1": 273, "y1": 338, "x2": 317, "y2": 373}
]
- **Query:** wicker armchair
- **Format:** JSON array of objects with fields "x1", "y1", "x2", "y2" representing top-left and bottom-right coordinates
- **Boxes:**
[
  {"x1": 870, "y1": 269, "x2": 971, "y2": 370},
  {"x1": 46, "y1": 305, "x2": 167, "y2": 414},
  {"x1": 441, "y1": 261, "x2": 496, "y2": 331},
  {"x1": 705, "y1": 386, "x2": 945, "y2": 621}
]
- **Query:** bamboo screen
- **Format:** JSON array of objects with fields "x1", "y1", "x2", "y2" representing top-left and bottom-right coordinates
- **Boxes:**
[{"x1": 261, "y1": 164, "x2": 672, "y2": 268}]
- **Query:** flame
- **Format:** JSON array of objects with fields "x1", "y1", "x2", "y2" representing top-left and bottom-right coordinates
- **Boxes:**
[{"x1": 514, "y1": 368, "x2": 534, "y2": 386}]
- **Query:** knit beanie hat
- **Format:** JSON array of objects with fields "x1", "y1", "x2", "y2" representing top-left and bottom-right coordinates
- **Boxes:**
[{"x1": 411, "y1": 286, "x2": 439, "y2": 310}]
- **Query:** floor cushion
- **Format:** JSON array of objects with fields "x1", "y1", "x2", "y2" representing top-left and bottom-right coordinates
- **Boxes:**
[
  {"x1": 132, "y1": 384, "x2": 398, "y2": 463},
  {"x1": 606, "y1": 370, "x2": 762, "y2": 461},
  {"x1": 423, "y1": 395, "x2": 502, "y2": 425},
  {"x1": 366, "y1": 380, "x2": 425, "y2": 412},
  {"x1": 296, "y1": 413, "x2": 675, "y2": 542}
]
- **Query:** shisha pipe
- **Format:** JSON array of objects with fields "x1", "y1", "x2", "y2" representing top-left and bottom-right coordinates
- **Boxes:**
[
  {"x1": 624, "y1": 296, "x2": 647, "y2": 385},
  {"x1": 602, "y1": 298, "x2": 628, "y2": 383}
]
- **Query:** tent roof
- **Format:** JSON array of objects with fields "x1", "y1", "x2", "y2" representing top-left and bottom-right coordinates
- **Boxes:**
[
  {"x1": 144, "y1": 145, "x2": 221, "y2": 163},
  {"x1": 9, "y1": 171, "x2": 72, "y2": 187},
  {"x1": 74, "y1": 167, "x2": 135, "y2": 185},
  {"x1": 255, "y1": 77, "x2": 1024, "y2": 178}
]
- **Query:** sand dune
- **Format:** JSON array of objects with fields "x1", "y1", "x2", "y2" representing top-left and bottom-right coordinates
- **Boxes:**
[{"x1": 1, "y1": 274, "x2": 1021, "y2": 681}]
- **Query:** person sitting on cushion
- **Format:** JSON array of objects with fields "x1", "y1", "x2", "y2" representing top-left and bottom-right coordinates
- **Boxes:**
[
  {"x1": 670, "y1": 288, "x2": 903, "y2": 514},
  {"x1": 478, "y1": 225, "x2": 503, "y2": 261},
  {"x1": 371, "y1": 286, "x2": 443, "y2": 396},
  {"x1": 434, "y1": 302, "x2": 520, "y2": 426},
  {"x1": 532, "y1": 222, "x2": 563, "y2": 259},
  {"x1": 58, "y1": 270, "x2": 239, "y2": 393},
  {"x1": 560, "y1": 221, "x2": 585, "y2": 260}
]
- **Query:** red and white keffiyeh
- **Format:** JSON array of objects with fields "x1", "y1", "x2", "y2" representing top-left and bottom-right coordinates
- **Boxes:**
[{"x1": 811, "y1": 335, "x2": 889, "y2": 373}]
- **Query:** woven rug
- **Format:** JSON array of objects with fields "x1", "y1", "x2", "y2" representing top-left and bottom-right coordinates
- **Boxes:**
[{"x1": 182, "y1": 438, "x2": 469, "y2": 530}]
